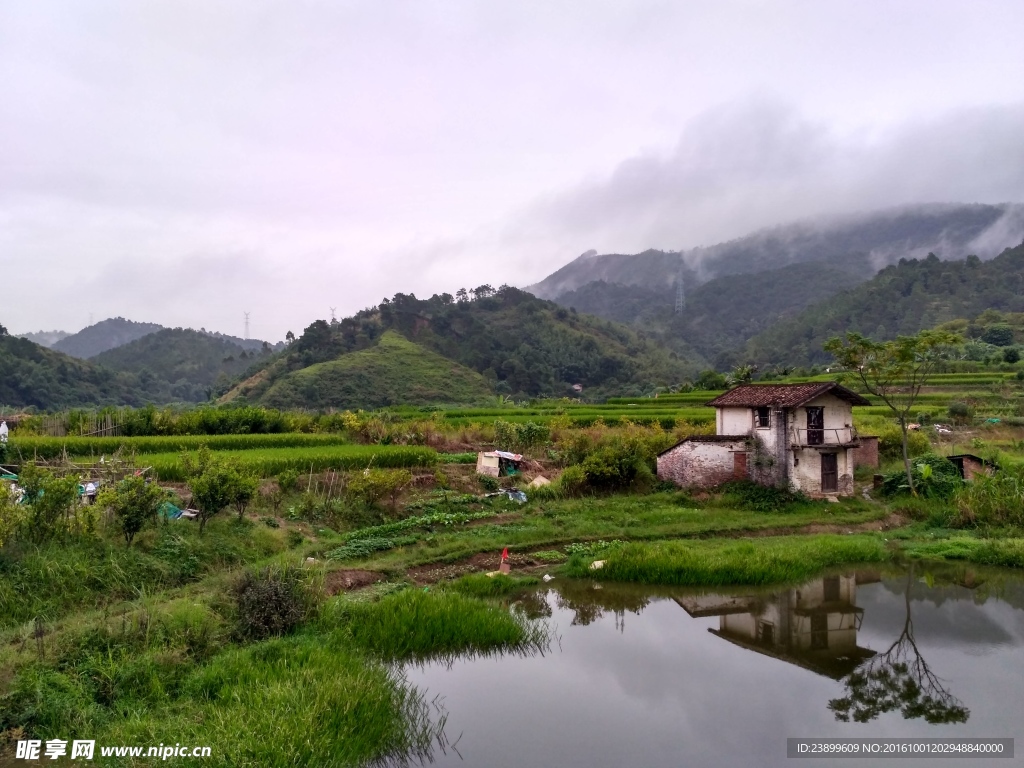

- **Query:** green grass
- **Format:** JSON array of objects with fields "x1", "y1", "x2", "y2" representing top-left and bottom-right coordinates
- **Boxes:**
[
  {"x1": 91, "y1": 636, "x2": 444, "y2": 767},
  {"x1": 0, "y1": 521, "x2": 285, "y2": 628},
  {"x1": 563, "y1": 535, "x2": 891, "y2": 586},
  {"x1": 902, "y1": 537, "x2": 1024, "y2": 568},
  {"x1": 8, "y1": 432, "x2": 353, "y2": 460},
  {"x1": 323, "y1": 588, "x2": 549, "y2": 662},
  {"x1": 144, "y1": 444, "x2": 438, "y2": 480},
  {"x1": 447, "y1": 573, "x2": 540, "y2": 598}
]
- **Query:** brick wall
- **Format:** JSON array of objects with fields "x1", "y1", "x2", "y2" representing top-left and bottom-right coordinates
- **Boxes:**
[
  {"x1": 657, "y1": 439, "x2": 746, "y2": 488},
  {"x1": 851, "y1": 436, "x2": 879, "y2": 469}
]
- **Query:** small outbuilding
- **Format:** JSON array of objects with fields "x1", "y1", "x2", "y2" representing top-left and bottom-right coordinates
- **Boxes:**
[
  {"x1": 476, "y1": 450, "x2": 524, "y2": 478},
  {"x1": 946, "y1": 454, "x2": 995, "y2": 481}
]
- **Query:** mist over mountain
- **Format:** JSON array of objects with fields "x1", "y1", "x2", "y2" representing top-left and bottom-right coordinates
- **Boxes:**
[
  {"x1": 529, "y1": 203, "x2": 1024, "y2": 300},
  {"x1": 15, "y1": 330, "x2": 70, "y2": 348}
]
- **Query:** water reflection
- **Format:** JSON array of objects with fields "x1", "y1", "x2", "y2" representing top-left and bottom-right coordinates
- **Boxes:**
[
  {"x1": 406, "y1": 568, "x2": 1024, "y2": 767},
  {"x1": 677, "y1": 573, "x2": 878, "y2": 681},
  {"x1": 827, "y1": 567, "x2": 969, "y2": 724}
]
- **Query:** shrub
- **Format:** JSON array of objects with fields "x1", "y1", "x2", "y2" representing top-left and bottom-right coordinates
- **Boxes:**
[
  {"x1": 880, "y1": 455, "x2": 961, "y2": 499},
  {"x1": 877, "y1": 425, "x2": 931, "y2": 461},
  {"x1": 101, "y1": 475, "x2": 167, "y2": 547},
  {"x1": 557, "y1": 465, "x2": 586, "y2": 496},
  {"x1": 232, "y1": 566, "x2": 315, "y2": 641},
  {"x1": 579, "y1": 446, "x2": 653, "y2": 492},
  {"x1": 720, "y1": 480, "x2": 808, "y2": 512},
  {"x1": 947, "y1": 402, "x2": 973, "y2": 425},
  {"x1": 476, "y1": 473, "x2": 499, "y2": 492}
]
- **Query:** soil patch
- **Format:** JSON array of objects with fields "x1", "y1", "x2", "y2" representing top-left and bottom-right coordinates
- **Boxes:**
[
  {"x1": 324, "y1": 569, "x2": 387, "y2": 595},
  {"x1": 407, "y1": 551, "x2": 550, "y2": 584}
]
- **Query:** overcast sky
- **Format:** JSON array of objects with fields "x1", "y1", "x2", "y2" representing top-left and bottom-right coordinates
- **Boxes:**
[{"x1": 4, "y1": 1, "x2": 1024, "y2": 341}]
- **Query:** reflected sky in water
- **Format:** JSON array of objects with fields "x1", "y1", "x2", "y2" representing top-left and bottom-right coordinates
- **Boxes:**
[{"x1": 404, "y1": 570, "x2": 1024, "y2": 768}]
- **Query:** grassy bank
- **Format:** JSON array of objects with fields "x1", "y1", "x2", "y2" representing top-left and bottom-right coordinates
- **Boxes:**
[{"x1": 563, "y1": 535, "x2": 891, "y2": 586}]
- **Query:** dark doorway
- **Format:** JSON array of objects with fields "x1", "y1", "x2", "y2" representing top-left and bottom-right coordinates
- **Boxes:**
[
  {"x1": 823, "y1": 576, "x2": 841, "y2": 602},
  {"x1": 821, "y1": 453, "x2": 838, "y2": 493},
  {"x1": 806, "y1": 407, "x2": 824, "y2": 445},
  {"x1": 733, "y1": 451, "x2": 747, "y2": 479},
  {"x1": 811, "y1": 614, "x2": 829, "y2": 650}
]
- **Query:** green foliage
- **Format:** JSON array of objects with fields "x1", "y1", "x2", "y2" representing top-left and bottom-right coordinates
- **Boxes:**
[
  {"x1": 953, "y1": 464, "x2": 1024, "y2": 527},
  {"x1": 981, "y1": 323, "x2": 1014, "y2": 346},
  {"x1": 493, "y1": 419, "x2": 550, "y2": 452},
  {"x1": 749, "y1": 243, "x2": 1024, "y2": 366},
  {"x1": 476, "y1": 473, "x2": 499, "y2": 492},
  {"x1": 448, "y1": 573, "x2": 540, "y2": 598},
  {"x1": 880, "y1": 455, "x2": 962, "y2": 499},
  {"x1": 232, "y1": 566, "x2": 317, "y2": 641},
  {"x1": 578, "y1": 445, "x2": 654, "y2": 493},
  {"x1": 260, "y1": 331, "x2": 494, "y2": 410},
  {"x1": 557, "y1": 465, "x2": 587, "y2": 496},
  {"x1": 346, "y1": 468, "x2": 413, "y2": 509},
  {"x1": 150, "y1": 444, "x2": 437, "y2": 481},
  {"x1": 101, "y1": 475, "x2": 167, "y2": 546},
  {"x1": 947, "y1": 401, "x2": 974, "y2": 425},
  {"x1": 276, "y1": 468, "x2": 300, "y2": 493},
  {"x1": 329, "y1": 588, "x2": 549, "y2": 662},
  {"x1": 186, "y1": 459, "x2": 238, "y2": 533},
  {"x1": 564, "y1": 535, "x2": 889, "y2": 586},
  {"x1": 877, "y1": 425, "x2": 931, "y2": 460},
  {"x1": 17, "y1": 463, "x2": 83, "y2": 543},
  {"x1": 92, "y1": 328, "x2": 261, "y2": 402},
  {"x1": 720, "y1": 480, "x2": 809, "y2": 512},
  {"x1": 1003, "y1": 347, "x2": 1020, "y2": 364},
  {"x1": 565, "y1": 539, "x2": 625, "y2": 556},
  {"x1": 327, "y1": 535, "x2": 418, "y2": 560}
]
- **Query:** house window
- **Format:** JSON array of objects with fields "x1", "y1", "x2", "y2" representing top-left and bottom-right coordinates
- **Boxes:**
[
  {"x1": 811, "y1": 614, "x2": 829, "y2": 650},
  {"x1": 757, "y1": 621, "x2": 775, "y2": 645},
  {"x1": 754, "y1": 407, "x2": 771, "y2": 429}
]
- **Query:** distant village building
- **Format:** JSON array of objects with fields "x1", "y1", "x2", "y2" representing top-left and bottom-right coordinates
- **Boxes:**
[
  {"x1": 946, "y1": 454, "x2": 995, "y2": 481},
  {"x1": 657, "y1": 382, "x2": 871, "y2": 497}
]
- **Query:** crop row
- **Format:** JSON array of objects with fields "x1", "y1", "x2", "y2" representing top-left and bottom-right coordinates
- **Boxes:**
[
  {"x1": 134, "y1": 445, "x2": 439, "y2": 481},
  {"x1": 9, "y1": 433, "x2": 354, "y2": 460}
]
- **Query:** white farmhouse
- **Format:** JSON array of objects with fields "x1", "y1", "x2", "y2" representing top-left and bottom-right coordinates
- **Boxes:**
[{"x1": 657, "y1": 382, "x2": 871, "y2": 497}]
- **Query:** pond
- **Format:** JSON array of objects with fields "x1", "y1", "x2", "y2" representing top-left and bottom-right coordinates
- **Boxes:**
[{"x1": 405, "y1": 567, "x2": 1024, "y2": 767}]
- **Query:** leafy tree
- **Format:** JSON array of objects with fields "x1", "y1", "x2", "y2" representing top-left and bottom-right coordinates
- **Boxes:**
[
  {"x1": 231, "y1": 471, "x2": 261, "y2": 521},
  {"x1": 17, "y1": 464, "x2": 81, "y2": 543},
  {"x1": 981, "y1": 323, "x2": 1014, "y2": 346},
  {"x1": 102, "y1": 475, "x2": 166, "y2": 546},
  {"x1": 1003, "y1": 347, "x2": 1020, "y2": 364},
  {"x1": 187, "y1": 459, "x2": 237, "y2": 534},
  {"x1": 825, "y1": 330, "x2": 960, "y2": 495},
  {"x1": 694, "y1": 369, "x2": 727, "y2": 390}
]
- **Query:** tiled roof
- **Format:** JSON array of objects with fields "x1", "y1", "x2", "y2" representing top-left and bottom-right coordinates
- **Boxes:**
[
  {"x1": 705, "y1": 382, "x2": 870, "y2": 408},
  {"x1": 657, "y1": 435, "x2": 747, "y2": 456}
]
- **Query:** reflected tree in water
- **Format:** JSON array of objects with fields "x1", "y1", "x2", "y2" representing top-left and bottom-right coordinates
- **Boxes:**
[
  {"x1": 829, "y1": 567, "x2": 969, "y2": 724},
  {"x1": 553, "y1": 583, "x2": 652, "y2": 628}
]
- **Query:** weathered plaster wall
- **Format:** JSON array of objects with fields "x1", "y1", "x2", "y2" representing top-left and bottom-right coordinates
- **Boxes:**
[
  {"x1": 719, "y1": 407, "x2": 751, "y2": 435},
  {"x1": 657, "y1": 439, "x2": 745, "y2": 488},
  {"x1": 791, "y1": 447, "x2": 855, "y2": 496}
]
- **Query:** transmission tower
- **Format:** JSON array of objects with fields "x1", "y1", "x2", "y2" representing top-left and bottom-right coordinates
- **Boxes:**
[
  {"x1": 243, "y1": 311, "x2": 250, "y2": 340},
  {"x1": 674, "y1": 261, "x2": 685, "y2": 314},
  {"x1": 329, "y1": 307, "x2": 337, "y2": 323}
]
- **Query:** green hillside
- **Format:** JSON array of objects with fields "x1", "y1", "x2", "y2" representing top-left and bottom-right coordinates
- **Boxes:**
[
  {"x1": 228, "y1": 286, "x2": 700, "y2": 405},
  {"x1": 745, "y1": 243, "x2": 1024, "y2": 365},
  {"x1": 556, "y1": 261, "x2": 865, "y2": 367},
  {"x1": 52, "y1": 317, "x2": 163, "y2": 359},
  {"x1": 258, "y1": 331, "x2": 493, "y2": 409},
  {"x1": 92, "y1": 328, "x2": 270, "y2": 402},
  {"x1": 0, "y1": 326, "x2": 146, "y2": 409}
]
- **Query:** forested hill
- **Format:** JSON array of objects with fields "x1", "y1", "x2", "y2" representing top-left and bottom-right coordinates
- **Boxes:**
[
  {"x1": 744, "y1": 242, "x2": 1024, "y2": 366},
  {"x1": 0, "y1": 326, "x2": 148, "y2": 409},
  {"x1": 92, "y1": 328, "x2": 272, "y2": 403},
  {"x1": 53, "y1": 317, "x2": 164, "y2": 359},
  {"x1": 530, "y1": 203, "x2": 1022, "y2": 300},
  {"x1": 223, "y1": 286, "x2": 703, "y2": 407}
]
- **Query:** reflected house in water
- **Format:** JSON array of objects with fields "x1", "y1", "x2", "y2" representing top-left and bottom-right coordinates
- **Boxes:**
[{"x1": 676, "y1": 574, "x2": 880, "y2": 680}]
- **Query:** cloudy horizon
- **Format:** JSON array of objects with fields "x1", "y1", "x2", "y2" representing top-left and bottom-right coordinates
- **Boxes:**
[{"x1": 4, "y1": 1, "x2": 1024, "y2": 341}]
